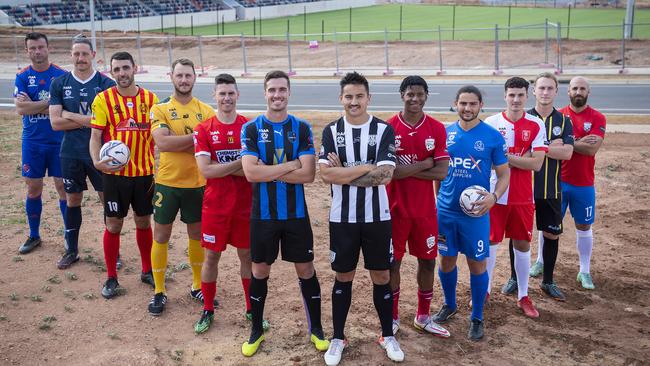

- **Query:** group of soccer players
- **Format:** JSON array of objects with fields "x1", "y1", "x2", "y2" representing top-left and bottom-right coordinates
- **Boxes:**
[{"x1": 15, "y1": 32, "x2": 605, "y2": 364}]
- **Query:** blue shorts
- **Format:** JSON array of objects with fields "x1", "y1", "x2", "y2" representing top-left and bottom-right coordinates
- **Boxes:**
[
  {"x1": 61, "y1": 157, "x2": 103, "y2": 193},
  {"x1": 561, "y1": 181, "x2": 596, "y2": 225},
  {"x1": 437, "y1": 210, "x2": 489, "y2": 261},
  {"x1": 22, "y1": 142, "x2": 62, "y2": 179}
]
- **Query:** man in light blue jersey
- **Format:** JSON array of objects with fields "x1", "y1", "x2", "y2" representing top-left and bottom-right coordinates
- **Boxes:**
[
  {"x1": 14, "y1": 32, "x2": 67, "y2": 254},
  {"x1": 50, "y1": 36, "x2": 115, "y2": 269},
  {"x1": 431, "y1": 86, "x2": 510, "y2": 341}
]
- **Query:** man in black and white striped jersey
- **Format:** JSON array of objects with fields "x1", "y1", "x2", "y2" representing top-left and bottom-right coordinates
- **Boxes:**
[{"x1": 319, "y1": 72, "x2": 404, "y2": 366}]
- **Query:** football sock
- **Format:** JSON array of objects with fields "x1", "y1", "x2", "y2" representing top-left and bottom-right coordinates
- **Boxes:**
[
  {"x1": 470, "y1": 271, "x2": 489, "y2": 321},
  {"x1": 25, "y1": 195, "x2": 42, "y2": 239},
  {"x1": 103, "y1": 229, "x2": 120, "y2": 278},
  {"x1": 536, "y1": 231, "x2": 545, "y2": 264},
  {"x1": 542, "y1": 237, "x2": 559, "y2": 284},
  {"x1": 136, "y1": 227, "x2": 153, "y2": 273},
  {"x1": 576, "y1": 229, "x2": 593, "y2": 274},
  {"x1": 392, "y1": 287, "x2": 400, "y2": 321},
  {"x1": 188, "y1": 239, "x2": 204, "y2": 291},
  {"x1": 373, "y1": 283, "x2": 394, "y2": 337},
  {"x1": 416, "y1": 289, "x2": 434, "y2": 322},
  {"x1": 509, "y1": 240, "x2": 516, "y2": 280},
  {"x1": 151, "y1": 240, "x2": 168, "y2": 294},
  {"x1": 242, "y1": 277, "x2": 251, "y2": 312},
  {"x1": 59, "y1": 199, "x2": 67, "y2": 228},
  {"x1": 65, "y1": 206, "x2": 82, "y2": 255},
  {"x1": 332, "y1": 279, "x2": 352, "y2": 340},
  {"x1": 299, "y1": 272, "x2": 323, "y2": 332},
  {"x1": 249, "y1": 276, "x2": 268, "y2": 338},
  {"x1": 201, "y1": 281, "x2": 217, "y2": 312},
  {"x1": 438, "y1": 266, "x2": 458, "y2": 311},
  {"x1": 513, "y1": 248, "x2": 531, "y2": 300},
  {"x1": 486, "y1": 244, "x2": 499, "y2": 294}
]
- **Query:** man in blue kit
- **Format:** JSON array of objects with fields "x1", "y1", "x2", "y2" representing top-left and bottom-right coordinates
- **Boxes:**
[
  {"x1": 14, "y1": 32, "x2": 67, "y2": 254},
  {"x1": 432, "y1": 86, "x2": 510, "y2": 340},
  {"x1": 49, "y1": 36, "x2": 116, "y2": 269}
]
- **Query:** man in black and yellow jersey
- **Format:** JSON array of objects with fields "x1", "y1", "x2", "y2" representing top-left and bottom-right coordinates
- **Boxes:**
[
  {"x1": 147, "y1": 58, "x2": 216, "y2": 316},
  {"x1": 525, "y1": 72, "x2": 574, "y2": 301},
  {"x1": 90, "y1": 51, "x2": 159, "y2": 299}
]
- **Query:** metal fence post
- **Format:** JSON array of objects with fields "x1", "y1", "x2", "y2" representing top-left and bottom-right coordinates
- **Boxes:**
[
  {"x1": 619, "y1": 21, "x2": 627, "y2": 73},
  {"x1": 166, "y1": 35, "x2": 173, "y2": 71},
  {"x1": 100, "y1": 31, "x2": 106, "y2": 72},
  {"x1": 493, "y1": 24, "x2": 502, "y2": 75},
  {"x1": 437, "y1": 25, "x2": 444, "y2": 75},
  {"x1": 287, "y1": 32, "x2": 295, "y2": 76},
  {"x1": 544, "y1": 18, "x2": 549, "y2": 64},
  {"x1": 333, "y1": 30, "x2": 341, "y2": 76},
  {"x1": 556, "y1": 22, "x2": 563, "y2": 74},
  {"x1": 383, "y1": 27, "x2": 393, "y2": 75},
  {"x1": 241, "y1": 33, "x2": 250, "y2": 77},
  {"x1": 136, "y1": 33, "x2": 146, "y2": 73},
  {"x1": 14, "y1": 35, "x2": 20, "y2": 70},
  {"x1": 197, "y1": 35, "x2": 207, "y2": 76}
]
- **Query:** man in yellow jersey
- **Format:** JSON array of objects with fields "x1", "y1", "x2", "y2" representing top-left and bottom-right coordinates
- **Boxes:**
[
  {"x1": 89, "y1": 51, "x2": 159, "y2": 299},
  {"x1": 147, "y1": 58, "x2": 216, "y2": 315}
]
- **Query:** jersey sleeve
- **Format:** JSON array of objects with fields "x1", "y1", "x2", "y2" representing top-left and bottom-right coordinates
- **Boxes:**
[
  {"x1": 318, "y1": 124, "x2": 336, "y2": 165},
  {"x1": 150, "y1": 104, "x2": 168, "y2": 132},
  {"x1": 562, "y1": 116, "x2": 575, "y2": 146},
  {"x1": 433, "y1": 123, "x2": 449, "y2": 161},
  {"x1": 193, "y1": 122, "x2": 211, "y2": 158},
  {"x1": 532, "y1": 120, "x2": 548, "y2": 152},
  {"x1": 90, "y1": 93, "x2": 108, "y2": 130},
  {"x1": 14, "y1": 73, "x2": 27, "y2": 98},
  {"x1": 492, "y1": 132, "x2": 508, "y2": 167},
  {"x1": 591, "y1": 111, "x2": 606, "y2": 138},
  {"x1": 376, "y1": 123, "x2": 396, "y2": 167},
  {"x1": 240, "y1": 122, "x2": 259, "y2": 158},
  {"x1": 48, "y1": 76, "x2": 62, "y2": 106},
  {"x1": 297, "y1": 121, "x2": 315, "y2": 157}
]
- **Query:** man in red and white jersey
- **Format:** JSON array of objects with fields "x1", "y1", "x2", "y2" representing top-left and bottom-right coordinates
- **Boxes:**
[
  {"x1": 192, "y1": 73, "x2": 263, "y2": 334},
  {"x1": 485, "y1": 77, "x2": 547, "y2": 318},
  {"x1": 386, "y1": 76, "x2": 450, "y2": 338},
  {"x1": 559, "y1": 76, "x2": 605, "y2": 290}
]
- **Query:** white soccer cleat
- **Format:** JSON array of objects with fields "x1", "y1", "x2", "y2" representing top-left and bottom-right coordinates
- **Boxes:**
[
  {"x1": 392, "y1": 318, "x2": 400, "y2": 335},
  {"x1": 379, "y1": 336, "x2": 405, "y2": 362},
  {"x1": 414, "y1": 316, "x2": 451, "y2": 338},
  {"x1": 324, "y1": 338, "x2": 347, "y2": 366}
]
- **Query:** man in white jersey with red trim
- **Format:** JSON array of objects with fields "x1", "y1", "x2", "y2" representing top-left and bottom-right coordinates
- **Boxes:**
[
  {"x1": 386, "y1": 75, "x2": 450, "y2": 338},
  {"x1": 485, "y1": 77, "x2": 547, "y2": 318}
]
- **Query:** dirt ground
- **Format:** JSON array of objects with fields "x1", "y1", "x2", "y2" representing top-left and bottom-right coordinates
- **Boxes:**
[{"x1": 0, "y1": 108, "x2": 648, "y2": 365}]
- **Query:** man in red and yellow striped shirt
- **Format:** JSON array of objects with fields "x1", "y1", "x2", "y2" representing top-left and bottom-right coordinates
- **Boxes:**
[{"x1": 89, "y1": 51, "x2": 159, "y2": 299}]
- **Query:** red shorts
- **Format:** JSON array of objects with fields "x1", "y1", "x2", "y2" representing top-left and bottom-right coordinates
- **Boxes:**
[
  {"x1": 489, "y1": 203, "x2": 534, "y2": 243},
  {"x1": 391, "y1": 216, "x2": 438, "y2": 261},
  {"x1": 201, "y1": 213, "x2": 250, "y2": 252}
]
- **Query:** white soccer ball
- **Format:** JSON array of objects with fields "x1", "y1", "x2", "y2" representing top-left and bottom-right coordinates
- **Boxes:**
[
  {"x1": 459, "y1": 185, "x2": 489, "y2": 218},
  {"x1": 99, "y1": 140, "x2": 130, "y2": 168}
]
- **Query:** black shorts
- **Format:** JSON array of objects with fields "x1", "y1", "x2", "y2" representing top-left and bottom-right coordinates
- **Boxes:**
[
  {"x1": 61, "y1": 157, "x2": 103, "y2": 194},
  {"x1": 250, "y1": 218, "x2": 314, "y2": 265},
  {"x1": 103, "y1": 174, "x2": 154, "y2": 218},
  {"x1": 535, "y1": 198, "x2": 563, "y2": 235},
  {"x1": 329, "y1": 221, "x2": 393, "y2": 273}
]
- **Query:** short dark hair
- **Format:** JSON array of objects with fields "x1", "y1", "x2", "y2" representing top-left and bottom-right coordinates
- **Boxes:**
[
  {"x1": 25, "y1": 32, "x2": 48, "y2": 47},
  {"x1": 110, "y1": 51, "x2": 135, "y2": 66},
  {"x1": 504, "y1": 76, "x2": 529, "y2": 92},
  {"x1": 340, "y1": 71, "x2": 369, "y2": 94},
  {"x1": 534, "y1": 72, "x2": 558, "y2": 88},
  {"x1": 264, "y1": 70, "x2": 290, "y2": 90},
  {"x1": 72, "y1": 35, "x2": 93, "y2": 51},
  {"x1": 171, "y1": 58, "x2": 195, "y2": 74},
  {"x1": 399, "y1": 75, "x2": 428, "y2": 95},
  {"x1": 455, "y1": 85, "x2": 483, "y2": 103},
  {"x1": 215, "y1": 73, "x2": 236, "y2": 86}
]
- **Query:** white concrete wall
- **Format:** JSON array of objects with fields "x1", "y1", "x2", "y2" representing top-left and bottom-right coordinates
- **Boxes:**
[
  {"x1": 242, "y1": 0, "x2": 378, "y2": 20},
  {"x1": 37, "y1": 9, "x2": 237, "y2": 32}
]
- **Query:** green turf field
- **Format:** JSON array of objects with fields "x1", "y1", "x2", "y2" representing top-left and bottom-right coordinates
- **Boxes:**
[{"x1": 160, "y1": 4, "x2": 650, "y2": 41}]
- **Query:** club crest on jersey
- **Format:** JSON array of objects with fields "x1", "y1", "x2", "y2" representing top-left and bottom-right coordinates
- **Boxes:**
[
  {"x1": 38, "y1": 90, "x2": 49, "y2": 101},
  {"x1": 368, "y1": 135, "x2": 377, "y2": 146},
  {"x1": 196, "y1": 113, "x2": 203, "y2": 121},
  {"x1": 140, "y1": 104, "x2": 147, "y2": 113},
  {"x1": 584, "y1": 122, "x2": 592, "y2": 132},
  {"x1": 288, "y1": 131, "x2": 297, "y2": 143},
  {"x1": 336, "y1": 132, "x2": 345, "y2": 147},
  {"x1": 552, "y1": 126, "x2": 562, "y2": 136},
  {"x1": 522, "y1": 130, "x2": 531, "y2": 141},
  {"x1": 426, "y1": 236, "x2": 436, "y2": 249},
  {"x1": 425, "y1": 138, "x2": 435, "y2": 151},
  {"x1": 170, "y1": 111, "x2": 178, "y2": 120},
  {"x1": 474, "y1": 140, "x2": 484, "y2": 151}
]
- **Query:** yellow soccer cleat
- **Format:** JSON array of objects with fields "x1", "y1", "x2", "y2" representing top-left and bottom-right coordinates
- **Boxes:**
[
  {"x1": 311, "y1": 332, "x2": 330, "y2": 352},
  {"x1": 242, "y1": 334, "x2": 265, "y2": 357}
]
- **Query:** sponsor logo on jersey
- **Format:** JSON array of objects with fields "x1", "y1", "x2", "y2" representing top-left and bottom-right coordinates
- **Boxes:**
[
  {"x1": 447, "y1": 132, "x2": 456, "y2": 146},
  {"x1": 63, "y1": 87, "x2": 73, "y2": 99},
  {"x1": 216, "y1": 149, "x2": 241, "y2": 163},
  {"x1": 449, "y1": 156, "x2": 482, "y2": 171},
  {"x1": 28, "y1": 76, "x2": 36, "y2": 86},
  {"x1": 202, "y1": 233, "x2": 215, "y2": 243},
  {"x1": 227, "y1": 136, "x2": 234, "y2": 144},
  {"x1": 425, "y1": 138, "x2": 435, "y2": 151},
  {"x1": 584, "y1": 122, "x2": 592, "y2": 132},
  {"x1": 552, "y1": 126, "x2": 562, "y2": 136},
  {"x1": 126, "y1": 101, "x2": 134, "y2": 108},
  {"x1": 116, "y1": 117, "x2": 149, "y2": 131},
  {"x1": 474, "y1": 140, "x2": 484, "y2": 151}
]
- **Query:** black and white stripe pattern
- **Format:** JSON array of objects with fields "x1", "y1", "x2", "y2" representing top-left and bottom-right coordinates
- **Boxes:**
[{"x1": 319, "y1": 116, "x2": 396, "y2": 223}]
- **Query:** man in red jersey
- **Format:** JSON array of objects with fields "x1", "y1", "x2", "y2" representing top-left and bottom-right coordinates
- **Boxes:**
[
  {"x1": 485, "y1": 77, "x2": 547, "y2": 319},
  {"x1": 559, "y1": 76, "x2": 605, "y2": 290},
  {"x1": 386, "y1": 76, "x2": 450, "y2": 338},
  {"x1": 192, "y1": 74, "x2": 268, "y2": 334}
]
